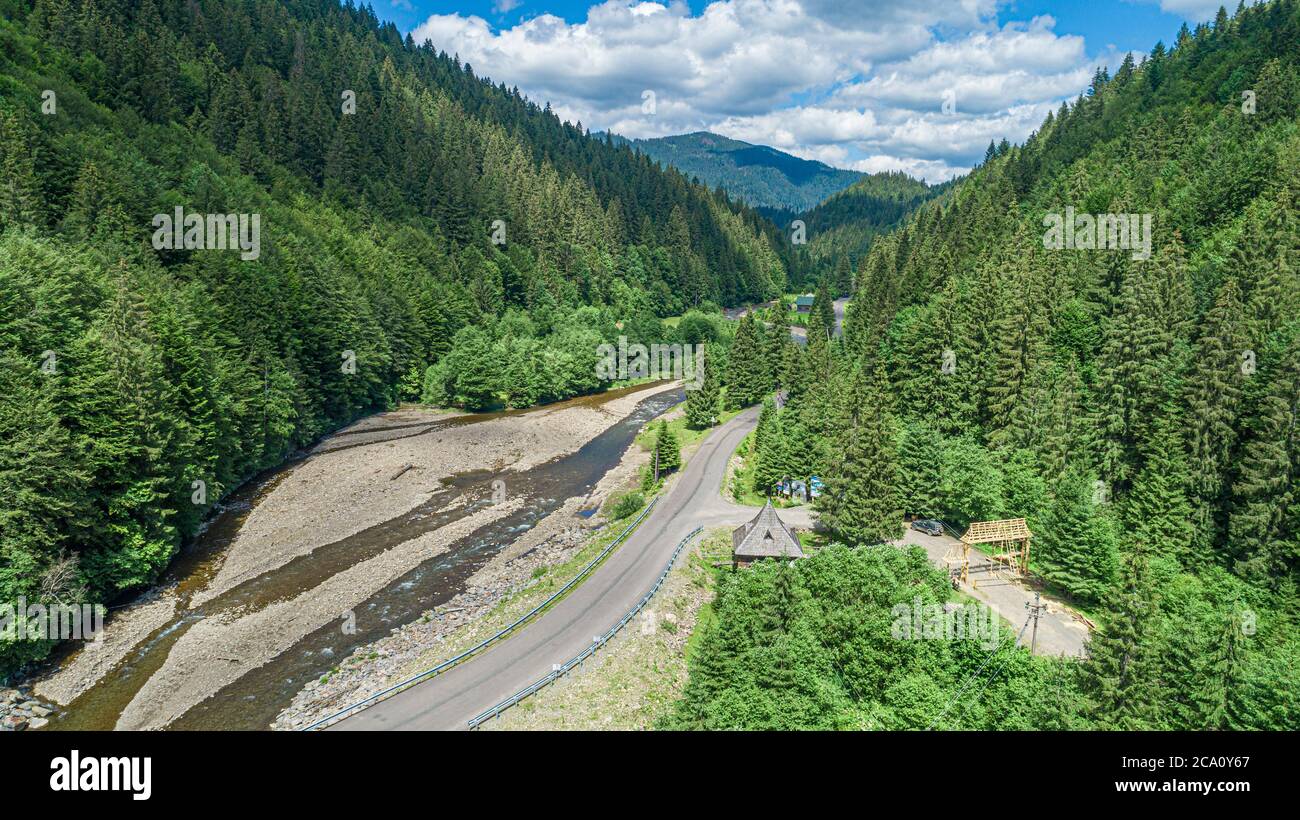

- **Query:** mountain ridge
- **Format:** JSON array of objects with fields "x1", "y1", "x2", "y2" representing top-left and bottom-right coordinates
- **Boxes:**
[{"x1": 602, "y1": 130, "x2": 864, "y2": 212}]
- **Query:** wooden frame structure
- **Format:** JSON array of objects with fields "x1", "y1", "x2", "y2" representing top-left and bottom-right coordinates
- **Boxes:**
[{"x1": 950, "y1": 518, "x2": 1032, "y2": 586}]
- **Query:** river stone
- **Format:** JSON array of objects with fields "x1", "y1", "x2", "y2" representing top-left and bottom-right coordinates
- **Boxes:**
[
  {"x1": 29, "y1": 717, "x2": 49, "y2": 730},
  {"x1": 1, "y1": 715, "x2": 27, "y2": 731},
  {"x1": 30, "y1": 704, "x2": 53, "y2": 717}
]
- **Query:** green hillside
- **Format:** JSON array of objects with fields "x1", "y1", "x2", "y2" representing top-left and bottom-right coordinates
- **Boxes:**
[
  {"x1": 671, "y1": 0, "x2": 1300, "y2": 730},
  {"x1": 794, "y1": 170, "x2": 944, "y2": 287},
  {"x1": 608, "y1": 131, "x2": 863, "y2": 212},
  {"x1": 0, "y1": 0, "x2": 799, "y2": 674}
]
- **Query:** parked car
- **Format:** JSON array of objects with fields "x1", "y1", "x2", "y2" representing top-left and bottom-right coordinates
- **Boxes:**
[{"x1": 910, "y1": 519, "x2": 944, "y2": 537}]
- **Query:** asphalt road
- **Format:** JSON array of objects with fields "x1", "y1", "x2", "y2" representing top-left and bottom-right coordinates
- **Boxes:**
[
  {"x1": 730, "y1": 297, "x2": 849, "y2": 346},
  {"x1": 899, "y1": 528, "x2": 1090, "y2": 657},
  {"x1": 334, "y1": 404, "x2": 771, "y2": 730}
]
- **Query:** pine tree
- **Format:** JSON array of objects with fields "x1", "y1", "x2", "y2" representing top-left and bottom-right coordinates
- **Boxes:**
[
  {"x1": 897, "y1": 422, "x2": 942, "y2": 518},
  {"x1": 653, "y1": 420, "x2": 681, "y2": 479},
  {"x1": 817, "y1": 363, "x2": 902, "y2": 545},
  {"x1": 726, "y1": 313, "x2": 767, "y2": 408},
  {"x1": 684, "y1": 346, "x2": 720, "y2": 429},
  {"x1": 1088, "y1": 546, "x2": 1159, "y2": 729}
]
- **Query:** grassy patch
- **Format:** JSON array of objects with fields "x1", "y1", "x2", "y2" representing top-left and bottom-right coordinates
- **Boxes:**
[
  {"x1": 484, "y1": 528, "x2": 732, "y2": 731},
  {"x1": 724, "y1": 431, "x2": 816, "y2": 512},
  {"x1": 634, "y1": 405, "x2": 741, "y2": 460}
]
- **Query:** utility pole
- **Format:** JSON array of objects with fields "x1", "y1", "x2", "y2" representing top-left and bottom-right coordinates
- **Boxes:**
[{"x1": 1025, "y1": 592, "x2": 1045, "y2": 655}]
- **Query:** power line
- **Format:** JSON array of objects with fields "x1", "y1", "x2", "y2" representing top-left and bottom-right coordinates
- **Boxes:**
[{"x1": 927, "y1": 614, "x2": 1032, "y2": 730}]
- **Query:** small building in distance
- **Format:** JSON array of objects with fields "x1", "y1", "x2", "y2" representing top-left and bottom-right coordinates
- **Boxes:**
[
  {"x1": 794, "y1": 294, "x2": 815, "y2": 313},
  {"x1": 732, "y1": 500, "x2": 804, "y2": 568}
]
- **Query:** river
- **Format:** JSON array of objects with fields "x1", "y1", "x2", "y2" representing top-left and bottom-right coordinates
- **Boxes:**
[{"x1": 44, "y1": 384, "x2": 684, "y2": 730}]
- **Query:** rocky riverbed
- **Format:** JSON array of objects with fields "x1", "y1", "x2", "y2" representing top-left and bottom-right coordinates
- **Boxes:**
[
  {"x1": 272, "y1": 412, "x2": 660, "y2": 730},
  {"x1": 29, "y1": 382, "x2": 681, "y2": 730},
  {"x1": 1, "y1": 687, "x2": 59, "y2": 731}
]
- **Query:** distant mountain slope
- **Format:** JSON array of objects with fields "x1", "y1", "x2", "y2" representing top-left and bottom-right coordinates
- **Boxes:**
[
  {"x1": 797, "y1": 171, "x2": 945, "y2": 274},
  {"x1": 0, "y1": 0, "x2": 799, "y2": 675},
  {"x1": 606, "y1": 131, "x2": 863, "y2": 211}
]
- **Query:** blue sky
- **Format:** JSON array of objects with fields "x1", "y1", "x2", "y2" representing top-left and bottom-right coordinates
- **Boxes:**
[{"x1": 373, "y1": 1, "x2": 1243, "y2": 180}]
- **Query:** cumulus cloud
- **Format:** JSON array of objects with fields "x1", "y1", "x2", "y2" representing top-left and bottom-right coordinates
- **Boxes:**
[{"x1": 410, "y1": 0, "x2": 1118, "y2": 182}]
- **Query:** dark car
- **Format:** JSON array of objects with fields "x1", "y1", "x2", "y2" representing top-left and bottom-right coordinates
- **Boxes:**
[{"x1": 910, "y1": 519, "x2": 944, "y2": 537}]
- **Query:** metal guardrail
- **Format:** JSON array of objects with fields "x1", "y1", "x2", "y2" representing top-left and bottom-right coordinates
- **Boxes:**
[
  {"x1": 301, "y1": 497, "x2": 660, "y2": 731},
  {"x1": 467, "y1": 525, "x2": 704, "y2": 729}
]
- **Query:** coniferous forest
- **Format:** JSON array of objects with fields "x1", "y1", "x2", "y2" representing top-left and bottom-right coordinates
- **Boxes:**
[
  {"x1": 671, "y1": 0, "x2": 1300, "y2": 730},
  {"x1": 0, "y1": 0, "x2": 1297, "y2": 739},
  {"x1": 0, "y1": 0, "x2": 796, "y2": 675}
]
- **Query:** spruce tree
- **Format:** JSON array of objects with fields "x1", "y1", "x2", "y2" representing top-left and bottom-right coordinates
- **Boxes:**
[
  {"x1": 897, "y1": 422, "x2": 942, "y2": 518},
  {"x1": 753, "y1": 406, "x2": 789, "y2": 496},
  {"x1": 1036, "y1": 466, "x2": 1119, "y2": 604},
  {"x1": 684, "y1": 346, "x2": 720, "y2": 429},
  {"x1": 1186, "y1": 278, "x2": 1246, "y2": 559},
  {"x1": 726, "y1": 313, "x2": 767, "y2": 408},
  {"x1": 653, "y1": 420, "x2": 681, "y2": 478},
  {"x1": 817, "y1": 363, "x2": 902, "y2": 545},
  {"x1": 1198, "y1": 604, "x2": 1247, "y2": 730},
  {"x1": 1088, "y1": 546, "x2": 1159, "y2": 729},
  {"x1": 766, "y1": 303, "x2": 791, "y2": 388},
  {"x1": 833, "y1": 256, "x2": 853, "y2": 297},
  {"x1": 1228, "y1": 336, "x2": 1300, "y2": 583},
  {"x1": 812, "y1": 276, "x2": 835, "y2": 333},
  {"x1": 1125, "y1": 412, "x2": 1195, "y2": 564}
]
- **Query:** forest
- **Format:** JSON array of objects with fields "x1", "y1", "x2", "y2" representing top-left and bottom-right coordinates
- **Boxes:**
[
  {"x1": 775, "y1": 171, "x2": 947, "y2": 286},
  {"x1": 672, "y1": 0, "x2": 1300, "y2": 729},
  {"x1": 0, "y1": 0, "x2": 800, "y2": 675},
  {"x1": 1, "y1": 0, "x2": 1296, "y2": 733}
]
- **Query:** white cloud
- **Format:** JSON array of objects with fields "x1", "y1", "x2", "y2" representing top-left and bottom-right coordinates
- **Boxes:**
[
  {"x1": 410, "y1": 1, "x2": 1116, "y2": 182},
  {"x1": 1149, "y1": 0, "x2": 1237, "y2": 19}
]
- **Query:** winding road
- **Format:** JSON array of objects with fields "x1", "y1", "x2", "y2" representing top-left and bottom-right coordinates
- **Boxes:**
[
  {"x1": 334, "y1": 403, "x2": 781, "y2": 730},
  {"x1": 332, "y1": 299, "x2": 1084, "y2": 730}
]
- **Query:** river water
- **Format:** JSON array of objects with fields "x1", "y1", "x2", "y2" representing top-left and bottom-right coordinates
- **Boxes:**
[{"x1": 46, "y1": 383, "x2": 684, "y2": 730}]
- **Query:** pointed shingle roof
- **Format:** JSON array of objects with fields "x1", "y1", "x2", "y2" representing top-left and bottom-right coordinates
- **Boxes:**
[{"x1": 732, "y1": 500, "x2": 804, "y2": 560}]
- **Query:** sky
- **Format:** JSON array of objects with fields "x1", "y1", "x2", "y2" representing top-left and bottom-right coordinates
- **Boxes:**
[{"x1": 374, "y1": 0, "x2": 1247, "y2": 182}]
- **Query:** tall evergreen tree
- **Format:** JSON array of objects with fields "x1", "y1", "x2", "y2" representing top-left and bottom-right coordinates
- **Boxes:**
[
  {"x1": 1125, "y1": 412, "x2": 1195, "y2": 564},
  {"x1": 1088, "y1": 546, "x2": 1159, "y2": 729},
  {"x1": 1228, "y1": 336, "x2": 1300, "y2": 583},
  {"x1": 726, "y1": 313, "x2": 768, "y2": 408},
  {"x1": 897, "y1": 422, "x2": 942, "y2": 518},
  {"x1": 817, "y1": 363, "x2": 902, "y2": 545},
  {"x1": 1185, "y1": 278, "x2": 1248, "y2": 559},
  {"x1": 652, "y1": 420, "x2": 681, "y2": 479},
  {"x1": 1036, "y1": 466, "x2": 1119, "y2": 604},
  {"x1": 684, "y1": 346, "x2": 720, "y2": 429}
]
